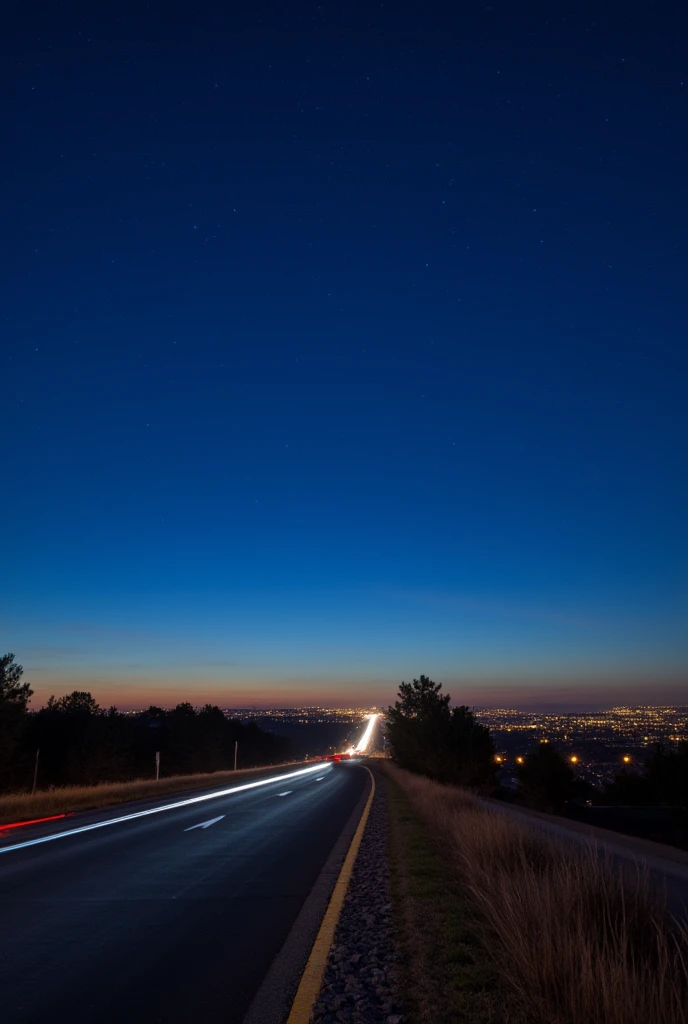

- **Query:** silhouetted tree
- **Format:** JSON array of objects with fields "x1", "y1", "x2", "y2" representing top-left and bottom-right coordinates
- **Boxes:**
[
  {"x1": 603, "y1": 768, "x2": 651, "y2": 806},
  {"x1": 387, "y1": 675, "x2": 451, "y2": 778},
  {"x1": 167, "y1": 702, "x2": 200, "y2": 774},
  {"x1": 447, "y1": 704, "x2": 497, "y2": 788},
  {"x1": 603, "y1": 743, "x2": 688, "y2": 822},
  {"x1": 30, "y1": 691, "x2": 106, "y2": 786},
  {"x1": 517, "y1": 743, "x2": 576, "y2": 812},
  {"x1": 173, "y1": 702, "x2": 195, "y2": 716},
  {"x1": 0, "y1": 653, "x2": 32, "y2": 708},
  {"x1": 387, "y1": 675, "x2": 496, "y2": 789},
  {"x1": 645, "y1": 742, "x2": 688, "y2": 820},
  {"x1": 144, "y1": 706, "x2": 167, "y2": 719},
  {"x1": 197, "y1": 705, "x2": 231, "y2": 772},
  {"x1": 47, "y1": 691, "x2": 102, "y2": 715},
  {"x1": 95, "y1": 707, "x2": 136, "y2": 781},
  {"x1": 0, "y1": 654, "x2": 33, "y2": 789},
  {"x1": 134, "y1": 706, "x2": 169, "y2": 775}
]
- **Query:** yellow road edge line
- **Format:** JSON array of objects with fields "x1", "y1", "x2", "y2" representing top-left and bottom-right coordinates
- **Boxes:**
[{"x1": 286, "y1": 765, "x2": 376, "y2": 1024}]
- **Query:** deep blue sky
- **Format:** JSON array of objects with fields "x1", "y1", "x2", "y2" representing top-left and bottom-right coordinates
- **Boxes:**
[{"x1": 3, "y1": 2, "x2": 687, "y2": 710}]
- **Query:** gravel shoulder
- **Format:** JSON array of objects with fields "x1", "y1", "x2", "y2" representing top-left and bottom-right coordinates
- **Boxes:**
[{"x1": 312, "y1": 764, "x2": 404, "y2": 1024}]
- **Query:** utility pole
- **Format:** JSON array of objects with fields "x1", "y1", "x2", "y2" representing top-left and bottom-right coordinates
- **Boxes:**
[
  {"x1": 233, "y1": 741, "x2": 238, "y2": 771},
  {"x1": 31, "y1": 748, "x2": 40, "y2": 795},
  {"x1": 155, "y1": 751, "x2": 160, "y2": 781}
]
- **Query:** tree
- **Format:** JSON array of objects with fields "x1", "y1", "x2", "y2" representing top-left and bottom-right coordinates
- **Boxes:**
[
  {"x1": 31, "y1": 691, "x2": 104, "y2": 785},
  {"x1": 447, "y1": 705, "x2": 497, "y2": 789},
  {"x1": 517, "y1": 743, "x2": 576, "y2": 812},
  {"x1": 0, "y1": 654, "x2": 33, "y2": 789},
  {"x1": 386, "y1": 675, "x2": 496, "y2": 789},
  {"x1": 49, "y1": 691, "x2": 101, "y2": 716},
  {"x1": 168, "y1": 702, "x2": 200, "y2": 773},
  {"x1": 386, "y1": 675, "x2": 451, "y2": 778},
  {"x1": 0, "y1": 654, "x2": 33, "y2": 710},
  {"x1": 144, "y1": 705, "x2": 166, "y2": 719},
  {"x1": 603, "y1": 767, "x2": 651, "y2": 806},
  {"x1": 172, "y1": 702, "x2": 196, "y2": 716},
  {"x1": 644, "y1": 742, "x2": 688, "y2": 820},
  {"x1": 196, "y1": 705, "x2": 230, "y2": 772},
  {"x1": 393, "y1": 675, "x2": 450, "y2": 719}
]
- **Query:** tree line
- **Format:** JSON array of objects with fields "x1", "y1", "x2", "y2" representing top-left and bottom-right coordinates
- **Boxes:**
[
  {"x1": 0, "y1": 654, "x2": 289, "y2": 792},
  {"x1": 386, "y1": 674, "x2": 688, "y2": 820}
]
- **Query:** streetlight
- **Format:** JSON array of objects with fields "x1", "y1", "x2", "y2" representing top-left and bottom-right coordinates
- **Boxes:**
[
  {"x1": 570, "y1": 755, "x2": 579, "y2": 764},
  {"x1": 516, "y1": 756, "x2": 524, "y2": 765},
  {"x1": 622, "y1": 755, "x2": 631, "y2": 764}
]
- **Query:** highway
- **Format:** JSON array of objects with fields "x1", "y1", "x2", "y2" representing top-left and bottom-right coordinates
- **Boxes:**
[{"x1": 0, "y1": 762, "x2": 368, "y2": 1024}]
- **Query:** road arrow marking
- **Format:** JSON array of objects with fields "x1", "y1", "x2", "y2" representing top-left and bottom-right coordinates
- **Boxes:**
[
  {"x1": 184, "y1": 815, "x2": 225, "y2": 831},
  {"x1": 277, "y1": 791, "x2": 293, "y2": 797}
]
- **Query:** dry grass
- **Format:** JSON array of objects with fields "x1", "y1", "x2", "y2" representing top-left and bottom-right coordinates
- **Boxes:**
[
  {"x1": 380, "y1": 761, "x2": 688, "y2": 1024},
  {"x1": 385, "y1": 770, "x2": 527, "y2": 1024},
  {"x1": 0, "y1": 761, "x2": 302, "y2": 826}
]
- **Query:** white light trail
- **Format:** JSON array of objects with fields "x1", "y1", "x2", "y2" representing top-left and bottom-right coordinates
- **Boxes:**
[
  {"x1": 351, "y1": 713, "x2": 379, "y2": 754},
  {"x1": 0, "y1": 763, "x2": 330, "y2": 856}
]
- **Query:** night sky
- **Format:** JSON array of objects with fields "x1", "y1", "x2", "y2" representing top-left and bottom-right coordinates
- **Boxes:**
[{"x1": 3, "y1": 2, "x2": 687, "y2": 710}]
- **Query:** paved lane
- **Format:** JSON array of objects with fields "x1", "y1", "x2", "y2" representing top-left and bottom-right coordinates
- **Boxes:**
[{"x1": 0, "y1": 763, "x2": 368, "y2": 1024}]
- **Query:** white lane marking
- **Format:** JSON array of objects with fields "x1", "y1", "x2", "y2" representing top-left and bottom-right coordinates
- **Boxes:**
[
  {"x1": 277, "y1": 791, "x2": 292, "y2": 797},
  {"x1": 0, "y1": 764, "x2": 330, "y2": 855},
  {"x1": 184, "y1": 815, "x2": 225, "y2": 831},
  {"x1": 315, "y1": 776, "x2": 325, "y2": 781}
]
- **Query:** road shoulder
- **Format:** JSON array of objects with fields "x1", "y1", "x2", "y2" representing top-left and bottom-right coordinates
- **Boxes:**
[{"x1": 311, "y1": 763, "x2": 403, "y2": 1024}]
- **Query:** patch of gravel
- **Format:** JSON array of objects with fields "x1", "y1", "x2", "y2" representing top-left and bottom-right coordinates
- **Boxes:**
[{"x1": 311, "y1": 770, "x2": 404, "y2": 1024}]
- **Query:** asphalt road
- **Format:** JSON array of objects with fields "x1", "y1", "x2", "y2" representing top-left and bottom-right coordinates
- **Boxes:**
[{"x1": 0, "y1": 762, "x2": 368, "y2": 1024}]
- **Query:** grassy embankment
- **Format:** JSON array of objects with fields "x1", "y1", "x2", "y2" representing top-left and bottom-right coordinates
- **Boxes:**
[
  {"x1": 380, "y1": 760, "x2": 688, "y2": 1024},
  {"x1": 0, "y1": 761, "x2": 303, "y2": 826},
  {"x1": 383, "y1": 764, "x2": 527, "y2": 1024}
]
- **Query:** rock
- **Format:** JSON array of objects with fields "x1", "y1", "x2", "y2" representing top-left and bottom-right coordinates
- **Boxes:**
[{"x1": 310, "y1": 778, "x2": 403, "y2": 1024}]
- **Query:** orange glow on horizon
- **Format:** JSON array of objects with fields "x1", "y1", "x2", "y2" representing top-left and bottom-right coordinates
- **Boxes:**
[
  {"x1": 28, "y1": 681, "x2": 393, "y2": 712},
  {"x1": 27, "y1": 672, "x2": 688, "y2": 714}
]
